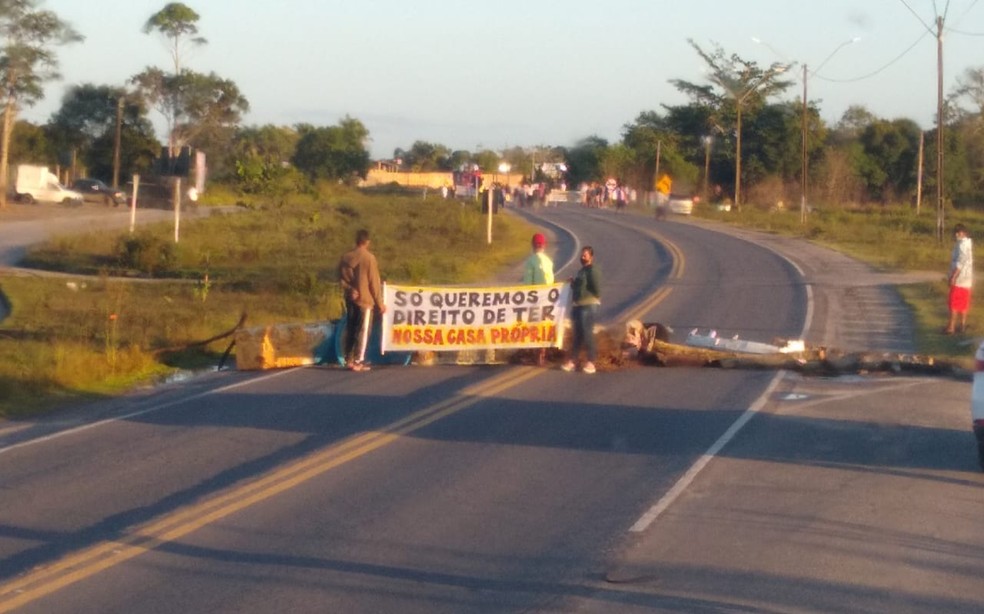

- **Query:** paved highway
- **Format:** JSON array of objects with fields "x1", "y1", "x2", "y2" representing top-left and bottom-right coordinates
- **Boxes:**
[{"x1": 0, "y1": 204, "x2": 981, "y2": 613}]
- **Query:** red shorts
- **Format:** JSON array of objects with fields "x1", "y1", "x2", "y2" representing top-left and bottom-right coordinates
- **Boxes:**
[{"x1": 949, "y1": 286, "x2": 971, "y2": 312}]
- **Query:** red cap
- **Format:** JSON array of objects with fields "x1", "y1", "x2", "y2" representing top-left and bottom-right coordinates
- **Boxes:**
[{"x1": 532, "y1": 233, "x2": 546, "y2": 247}]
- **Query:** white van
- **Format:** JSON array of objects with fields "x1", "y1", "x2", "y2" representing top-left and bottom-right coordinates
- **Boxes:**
[{"x1": 14, "y1": 165, "x2": 84, "y2": 204}]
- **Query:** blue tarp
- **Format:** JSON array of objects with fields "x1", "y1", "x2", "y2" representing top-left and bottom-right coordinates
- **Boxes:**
[{"x1": 317, "y1": 313, "x2": 412, "y2": 367}]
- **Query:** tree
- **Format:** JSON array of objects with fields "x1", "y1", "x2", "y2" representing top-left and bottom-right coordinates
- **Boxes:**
[
  {"x1": 622, "y1": 110, "x2": 700, "y2": 191},
  {"x1": 0, "y1": 0, "x2": 82, "y2": 207},
  {"x1": 854, "y1": 119, "x2": 921, "y2": 202},
  {"x1": 830, "y1": 104, "x2": 876, "y2": 146},
  {"x1": 292, "y1": 117, "x2": 370, "y2": 183},
  {"x1": 946, "y1": 66, "x2": 984, "y2": 204},
  {"x1": 229, "y1": 124, "x2": 304, "y2": 195},
  {"x1": 446, "y1": 149, "x2": 472, "y2": 171},
  {"x1": 564, "y1": 136, "x2": 608, "y2": 187},
  {"x1": 142, "y1": 2, "x2": 205, "y2": 74},
  {"x1": 499, "y1": 145, "x2": 532, "y2": 180},
  {"x1": 672, "y1": 40, "x2": 792, "y2": 209},
  {"x1": 232, "y1": 124, "x2": 298, "y2": 165},
  {"x1": 740, "y1": 102, "x2": 802, "y2": 186},
  {"x1": 130, "y1": 67, "x2": 248, "y2": 162},
  {"x1": 8, "y1": 118, "x2": 51, "y2": 162},
  {"x1": 136, "y1": 3, "x2": 240, "y2": 158},
  {"x1": 398, "y1": 140, "x2": 451, "y2": 172},
  {"x1": 48, "y1": 83, "x2": 159, "y2": 180},
  {"x1": 599, "y1": 143, "x2": 638, "y2": 187},
  {"x1": 174, "y1": 70, "x2": 248, "y2": 174},
  {"x1": 86, "y1": 111, "x2": 159, "y2": 182},
  {"x1": 951, "y1": 66, "x2": 984, "y2": 118},
  {"x1": 473, "y1": 149, "x2": 501, "y2": 173}
]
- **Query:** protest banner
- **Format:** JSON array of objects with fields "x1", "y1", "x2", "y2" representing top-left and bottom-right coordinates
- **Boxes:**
[{"x1": 382, "y1": 283, "x2": 570, "y2": 352}]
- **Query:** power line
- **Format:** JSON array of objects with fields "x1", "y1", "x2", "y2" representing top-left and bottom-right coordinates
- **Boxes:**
[
  {"x1": 946, "y1": 26, "x2": 984, "y2": 34},
  {"x1": 898, "y1": 0, "x2": 937, "y2": 32},
  {"x1": 946, "y1": 0, "x2": 983, "y2": 35},
  {"x1": 812, "y1": 30, "x2": 931, "y2": 83},
  {"x1": 958, "y1": 0, "x2": 980, "y2": 20}
]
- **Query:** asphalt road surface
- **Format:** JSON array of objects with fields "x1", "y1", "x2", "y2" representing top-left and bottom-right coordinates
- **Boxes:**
[
  {"x1": 0, "y1": 204, "x2": 981, "y2": 613},
  {"x1": 0, "y1": 201, "x2": 187, "y2": 267}
]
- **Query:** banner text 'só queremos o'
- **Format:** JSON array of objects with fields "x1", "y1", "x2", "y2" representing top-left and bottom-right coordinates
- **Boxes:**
[{"x1": 382, "y1": 283, "x2": 570, "y2": 352}]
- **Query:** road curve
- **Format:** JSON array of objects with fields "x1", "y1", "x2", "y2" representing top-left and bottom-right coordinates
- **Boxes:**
[{"x1": 0, "y1": 205, "x2": 812, "y2": 613}]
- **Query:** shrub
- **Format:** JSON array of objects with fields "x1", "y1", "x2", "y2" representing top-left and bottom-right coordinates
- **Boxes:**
[{"x1": 115, "y1": 233, "x2": 177, "y2": 276}]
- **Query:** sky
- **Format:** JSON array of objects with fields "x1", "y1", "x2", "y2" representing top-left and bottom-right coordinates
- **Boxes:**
[{"x1": 18, "y1": 0, "x2": 984, "y2": 160}]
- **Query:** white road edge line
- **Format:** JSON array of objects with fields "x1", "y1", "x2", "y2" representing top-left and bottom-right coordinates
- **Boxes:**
[
  {"x1": 540, "y1": 214, "x2": 581, "y2": 276},
  {"x1": 629, "y1": 371, "x2": 785, "y2": 533},
  {"x1": 628, "y1": 219, "x2": 815, "y2": 532},
  {"x1": 0, "y1": 368, "x2": 300, "y2": 457}
]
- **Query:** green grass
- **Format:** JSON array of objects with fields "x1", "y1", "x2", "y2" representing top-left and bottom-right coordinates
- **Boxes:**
[
  {"x1": 0, "y1": 186, "x2": 532, "y2": 418},
  {"x1": 5, "y1": 190, "x2": 977, "y2": 419}
]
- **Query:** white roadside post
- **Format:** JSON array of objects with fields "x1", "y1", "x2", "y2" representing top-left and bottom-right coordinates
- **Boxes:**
[
  {"x1": 486, "y1": 188, "x2": 493, "y2": 244},
  {"x1": 173, "y1": 177, "x2": 181, "y2": 243},
  {"x1": 972, "y1": 341, "x2": 984, "y2": 470},
  {"x1": 129, "y1": 174, "x2": 140, "y2": 234}
]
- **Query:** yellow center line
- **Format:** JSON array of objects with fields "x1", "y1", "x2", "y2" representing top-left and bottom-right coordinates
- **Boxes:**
[
  {"x1": 0, "y1": 222, "x2": 686, "y2": 610},
  {"x1": 616, "y1": 225, "x2": 686, "y2": 325},
  {"x1": 0, "y1": 366, "x2": 543, "y2": 611}
]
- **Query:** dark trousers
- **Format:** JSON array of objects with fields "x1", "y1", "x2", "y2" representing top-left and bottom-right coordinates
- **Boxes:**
[
  {"x1": 344, "y1": 300, "x2": 372, "y2": 364},
  {"x1": 571, "y1": 304, "x2": 598, "y2": 362}
]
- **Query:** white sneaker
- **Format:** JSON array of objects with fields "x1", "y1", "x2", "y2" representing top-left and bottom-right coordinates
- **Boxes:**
[
  {"x1": 582, "y1": 362, "x2": 596, "y2": 374},
  {"x1": 560, "y1": 360, "x2": 576, "y2": 372}
]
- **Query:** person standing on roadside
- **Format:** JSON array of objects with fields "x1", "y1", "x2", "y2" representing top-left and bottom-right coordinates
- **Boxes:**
[
  {"x1": 561, "y1": 246, "x2": 601, "y2": 374},
  {"x1": 523, "y1": 232, "x2": 555, "y2": 365},
  {"x1": 945, "y1": 223, "x2": 973, "y2": 334},
  {"x1": 338, "y1": 229, "x2": 387, "y2": 371},
  {"x1": 522, "y1": 232, "x2": 554, "y2": 285}
]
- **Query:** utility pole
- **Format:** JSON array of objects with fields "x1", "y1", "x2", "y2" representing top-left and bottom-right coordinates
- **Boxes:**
[
  {"x1": 916, "y1": 131, "x2": 924, "y2": 215},
  {"x1": 703, "y1": 136, "x2": 712, "y2": 200},
  {"x1": 112, "y1": 96, "x2": 124, "y2": 189},
  {"x1": 654, "y1": 140, "x2": 662, "y2": 181},
  {"x1": 801, "y1": 63, "x2": 808, "y2": 225},
  {"x1": 753, "y1": 36, "x2": 858, "y2": 222},
  {"x1": 935, "y1": 15, "x2": 945, "y2": 243}
]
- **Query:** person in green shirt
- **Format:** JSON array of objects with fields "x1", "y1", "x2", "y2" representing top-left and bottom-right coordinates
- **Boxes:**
[
  {"x1": 523, "y1": 232, "x2": 555, "y2": 365},
  {"x1": 522, "y1": 232, "x2": 554, "y2": 285}
]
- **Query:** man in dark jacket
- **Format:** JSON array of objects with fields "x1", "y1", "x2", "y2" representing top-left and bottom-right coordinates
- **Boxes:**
[
  {"x1": 338, "y1": 229, "x2": 386, "y2": 371},
  {"x1": 561, "y1": 246, "x2": 601, "y2": 374}
]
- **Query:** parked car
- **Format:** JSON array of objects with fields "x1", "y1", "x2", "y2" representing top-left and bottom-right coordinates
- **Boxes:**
[
  {"x1": 668, "y1": 193, "x2": 694, "y2": 215},
  {"x1": 71, "y1": 178, "x2": 126, "y2": 206}
]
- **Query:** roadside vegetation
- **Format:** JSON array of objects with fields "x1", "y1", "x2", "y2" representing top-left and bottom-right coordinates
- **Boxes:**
[
  {"x1": 0, "y1": 186, "x2": 531, "y2": 418},
  {"x1": 2, "y1": 1, "x2": 982, "y2": 418}
]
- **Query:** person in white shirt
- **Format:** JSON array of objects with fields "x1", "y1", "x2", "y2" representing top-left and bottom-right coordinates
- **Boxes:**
[{"x1": 945, "y1": 223, "x2": 974, "y2": 334}]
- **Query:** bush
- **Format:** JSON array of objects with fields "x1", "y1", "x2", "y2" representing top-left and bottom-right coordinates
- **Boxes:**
[{"x1": 115, "y1": 233, "x2": 177, "y2": 276}]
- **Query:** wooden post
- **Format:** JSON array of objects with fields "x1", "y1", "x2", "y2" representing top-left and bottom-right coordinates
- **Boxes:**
[
  {"x1": 173, "y1": 177, "x2": 181, "y2": 243},
  {"x1": 112, "y1": 96, "x2": 123, "y2": 188},
  {"x1": 486, "y1": 188, "x2": 493, "y2": 244},
  {"x1": 129, "y1": 174, "x2": 140, "y2": 234},
  {"x1": 916, "y1": 131, "x2": 924, "y2": 215}
]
